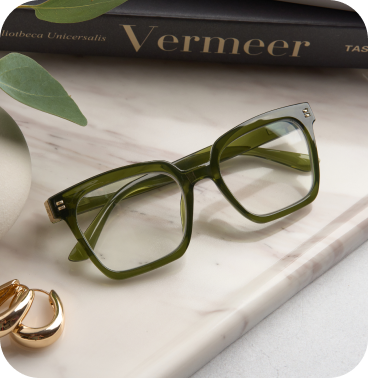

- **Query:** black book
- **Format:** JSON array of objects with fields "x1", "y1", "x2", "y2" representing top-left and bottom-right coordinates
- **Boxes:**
[{"x1": 1, "y1": 0, "x2": 367, "y2": 68}]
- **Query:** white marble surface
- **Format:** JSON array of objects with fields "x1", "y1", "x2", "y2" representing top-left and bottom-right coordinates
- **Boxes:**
[{"x1": 0, "y1": 53, "x2": 367, "y2": 378}]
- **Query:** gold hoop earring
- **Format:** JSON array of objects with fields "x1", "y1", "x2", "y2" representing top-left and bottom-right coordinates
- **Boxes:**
[
  {"x1": 0, "y1": 280, "x2": 34, "y2": 338},
  {"x1": 11, "y1": 289, "x2": 65, "y2": 348}
]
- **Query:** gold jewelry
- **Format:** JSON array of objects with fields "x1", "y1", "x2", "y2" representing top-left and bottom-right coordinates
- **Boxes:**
[
  {"x1": 0, "y1": 279, "x2": 65, "y2": 348},
  {"x1": 0, "y1": 280, "x2": 34, "y2": 338},
  {"x1": 11, "y1": 289, "x2": 65, "y2": 348}
]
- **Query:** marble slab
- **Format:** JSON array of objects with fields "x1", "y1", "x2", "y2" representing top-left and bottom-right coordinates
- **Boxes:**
[{"x1": 0, "y1": 52, "x2": 368, "y2": 378}]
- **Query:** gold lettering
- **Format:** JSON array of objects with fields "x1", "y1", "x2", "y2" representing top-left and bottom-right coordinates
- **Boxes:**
[
  {"x1": 345, "y1": 45, "x2": 353, "y2": 52},
  {"x1": 362, "y1": 46, "x2": 368, "y2": 52},
  {"x1": 48, "y1": 32, "x2": 56, "y2": 39},
  {"x1": 201, "y1": 37, "x2": 240, "y2": 54},
  {"x1": 244, "y1": 39, "x2": 264, "y2": 55},
  {"x1": 290, "y1": 41, "x2": 310, "y2": 57},
  {"x1": 9, "y1": 32, "x2": 15, "y2": 37},
  {"x1": 67, "y1": 35, "x2": 72, "y2": 40},
  {"x1": 37, "y1": 34, "x2": 43, "y2": 38},
  {"x1": 268, "y1": 40, "x2": 288, "y2": 56},
  {"x1": 158, "y1": 35, "x2": 178, "y2": 51},
  {"x1": 352, "y1": 46, "x2": 360, "y2": 52},
  {"x1": 120, "y1": 25, "x2": 157, "y2": 52},
  {"x1": 181, "y1": 36, "x2": 200, "y2": 52}
]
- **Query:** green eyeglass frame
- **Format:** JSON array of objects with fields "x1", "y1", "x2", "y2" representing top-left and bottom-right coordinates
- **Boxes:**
[{"x1": 45, "y1": 103, "x2": 320, "y2": 280}]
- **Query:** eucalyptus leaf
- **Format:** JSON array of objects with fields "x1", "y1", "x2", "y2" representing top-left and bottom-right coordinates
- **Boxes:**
[
  {"x1": 23, "y1": 0, "x2": 129, "y2": 24},
  {"x1": 0, "y1": 53, "x2": 87, "y2": 126}
]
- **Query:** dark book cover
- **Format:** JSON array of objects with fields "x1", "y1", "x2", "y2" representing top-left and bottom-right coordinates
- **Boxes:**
[{"x1": 1, "y1": 0, "x2": 367, "y2": 67}]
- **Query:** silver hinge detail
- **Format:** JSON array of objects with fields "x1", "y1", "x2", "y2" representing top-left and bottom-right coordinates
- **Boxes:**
[{"x1": 302, "y1": 108, "x2": 311, "y2": 118}]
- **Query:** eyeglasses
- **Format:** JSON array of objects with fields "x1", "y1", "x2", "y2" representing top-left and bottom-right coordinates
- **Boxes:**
[{"x1": 45, "y1": 103, "x2": 320, "y2": 280}]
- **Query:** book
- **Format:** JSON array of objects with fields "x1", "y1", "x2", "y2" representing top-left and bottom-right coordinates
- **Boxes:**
[
  {"x1": 274, "y1": 0, "x2": 354, "y2": 12},
  {"x1": 1, "y1": 0, "x2": 367, "y2": 68}
]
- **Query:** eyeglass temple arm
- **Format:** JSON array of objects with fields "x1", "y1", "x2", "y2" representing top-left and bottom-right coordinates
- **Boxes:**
[
  {"x1": 174, "y1": 146, "x2": 310, "y2": 172},
  {"x1": 69, "y1": 132, "x2": 311, "y2": 261},
  {"x1": 173, "y1": 125, "x2": 311, "y2": 172}
]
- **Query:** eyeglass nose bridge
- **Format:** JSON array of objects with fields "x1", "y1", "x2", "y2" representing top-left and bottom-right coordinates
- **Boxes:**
[{"x1": 185, "y1": 162, "x2": 212, "y2": 185}]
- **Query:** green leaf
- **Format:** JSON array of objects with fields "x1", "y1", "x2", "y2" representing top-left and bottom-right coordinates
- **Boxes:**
[
  {"x1": 0, "y1": 53, "x2": 87, "y2": 126},
  {"x1": 23, "y1": 0, "x2": 129, "y2": 24}
]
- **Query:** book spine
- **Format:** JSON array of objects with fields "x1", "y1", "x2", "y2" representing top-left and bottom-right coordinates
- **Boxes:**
[{"x1": 1, "y1": 9, "x2": 367, "y2": 68}]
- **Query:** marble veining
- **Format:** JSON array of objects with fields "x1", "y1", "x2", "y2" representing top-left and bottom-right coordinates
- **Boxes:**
[{"x1": 0, "y1": 53, "x2": 367, "y2": 378}]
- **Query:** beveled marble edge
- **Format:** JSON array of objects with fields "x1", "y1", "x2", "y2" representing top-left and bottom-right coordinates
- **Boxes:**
[{"x1": 131, "y1": 208, "x2": 368, "y2": 378}]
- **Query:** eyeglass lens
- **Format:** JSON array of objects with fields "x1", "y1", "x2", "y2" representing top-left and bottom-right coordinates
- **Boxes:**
[
  {"x1": 76, "y1": 173, "x2": 185, "y2": 271},
  {"x1": 219, "y1": 119, "x2": 314, "y2": 216}
]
